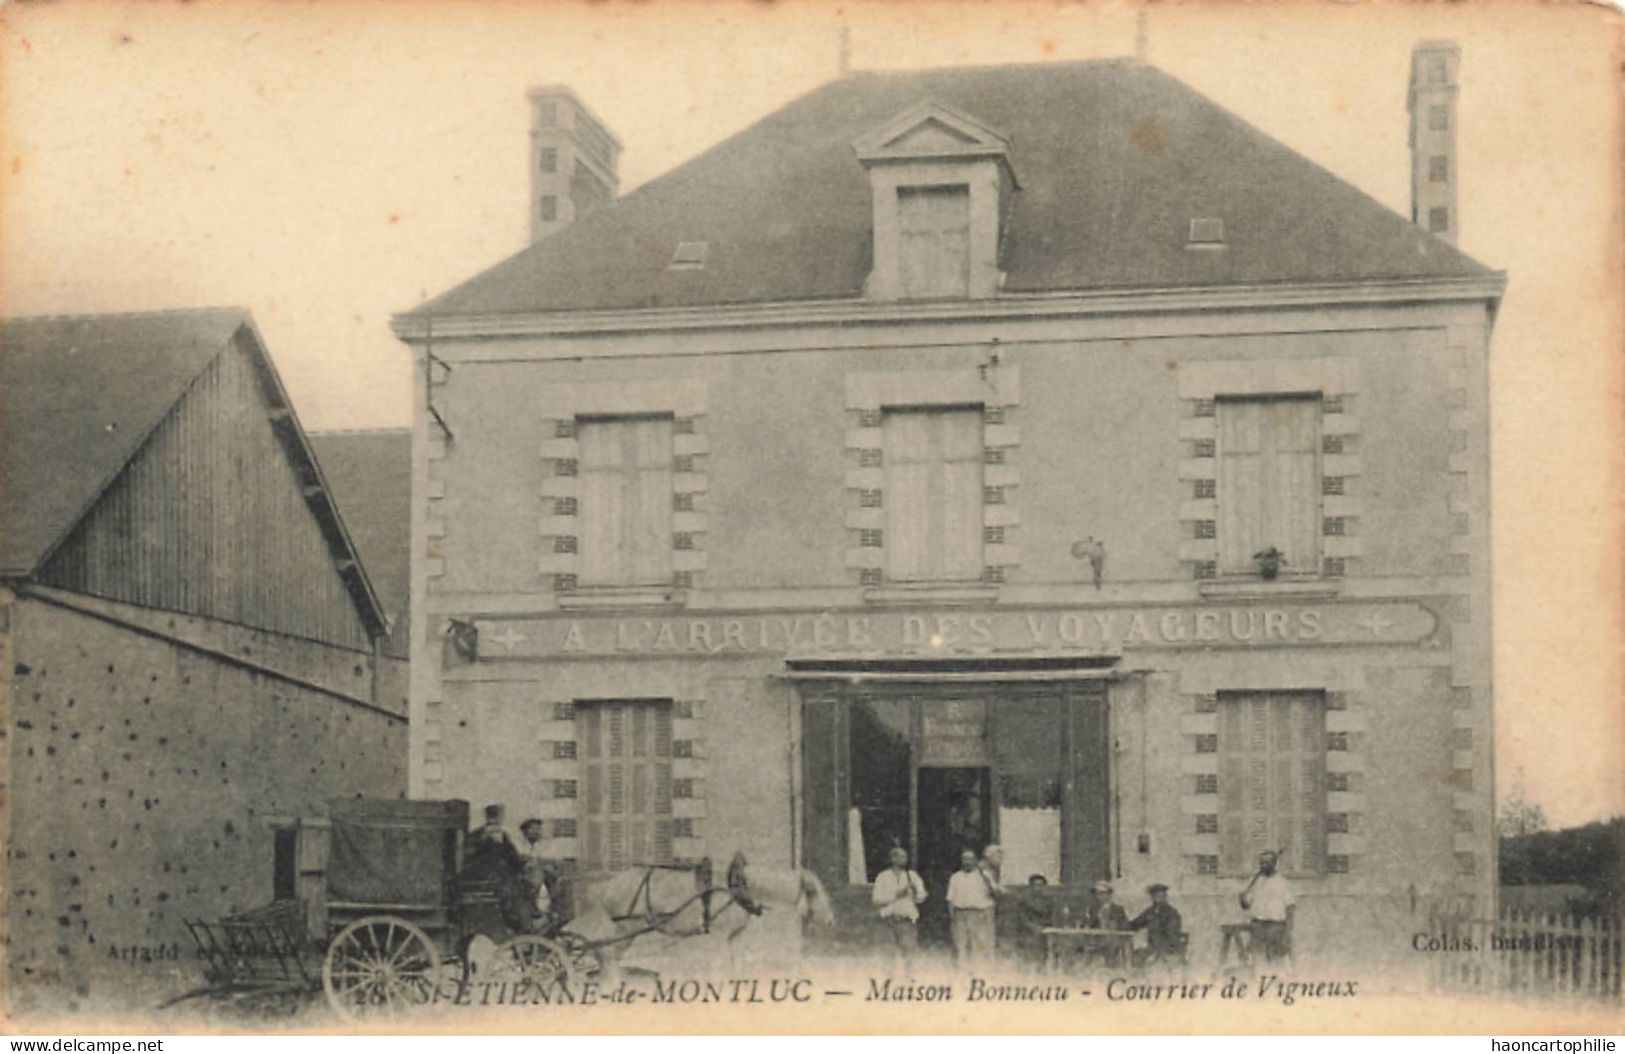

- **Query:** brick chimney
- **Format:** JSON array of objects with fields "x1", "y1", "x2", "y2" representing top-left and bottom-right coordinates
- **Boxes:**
[
  {"x1": 1408, "y1": 41, "x2": 1460, "y2": 244},
  {"x1": 528, "y1": 86, "x2": 621, "y2": 244}
]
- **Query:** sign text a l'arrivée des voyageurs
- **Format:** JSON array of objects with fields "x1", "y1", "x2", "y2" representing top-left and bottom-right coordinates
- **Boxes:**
[{"x1": 472, "y1": 602, "x2": 1437, "y2": 658}]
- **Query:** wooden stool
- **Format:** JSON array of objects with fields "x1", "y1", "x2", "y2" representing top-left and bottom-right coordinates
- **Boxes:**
[{"x1": 1219, "y1": 923, "x2": 1253, "y2": 967}]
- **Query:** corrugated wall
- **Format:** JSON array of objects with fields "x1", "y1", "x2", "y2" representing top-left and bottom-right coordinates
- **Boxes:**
[{"x1": 39, "y1": 338, "x2": 373, "y2": 652}]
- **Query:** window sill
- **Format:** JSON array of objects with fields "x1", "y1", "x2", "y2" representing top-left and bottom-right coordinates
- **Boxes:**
[
  {"x1": 862, "y1": 581, "x2": 1000, "y2": 607},
  {"x1": 1198, "y1": 577, "x2": 1342, "y2": 601},
  {"x1": 556, "y1": 585, "x2": 687, "y2": 611}
]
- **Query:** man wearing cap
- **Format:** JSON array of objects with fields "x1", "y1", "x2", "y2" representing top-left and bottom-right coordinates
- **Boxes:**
[
  {"x1": 1239, "y1": 850, "x2": 1295, "y2": 962},
  {"x1": 1079, "y1": 879, "x2": 1130, "y2": 968},
  {"x1": 466, "y1": 804, "x2": 522, "y2": 876},
  {"x1": 1130, "y1": 883, "x2": 1186, "y2": 966},
  {"x1": 1083, "y1": 880, "x2": 1129, "y2": 931},
  {"x1": 459, "y1": 804, "x2": 529, "y2": 933}
]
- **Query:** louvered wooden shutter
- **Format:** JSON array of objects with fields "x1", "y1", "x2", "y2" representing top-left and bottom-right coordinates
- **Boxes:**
[
  {"x1": 653, "y1": 706, "x2": 673, "y2": 862},
  {"x1": 1218, "y1": 692, "x2": 1325, "y2": 876},
  {"x1": 580, "y1": 705, "x2": 604, "y2": 870},
  {"x1": 578, "y1": 702, "x2": 672, "y2": 872}
]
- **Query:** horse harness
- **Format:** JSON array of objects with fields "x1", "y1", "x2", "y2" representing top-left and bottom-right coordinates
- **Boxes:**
[{"x1": 612, "y1": 853, "x2": 764, "y2": 938}]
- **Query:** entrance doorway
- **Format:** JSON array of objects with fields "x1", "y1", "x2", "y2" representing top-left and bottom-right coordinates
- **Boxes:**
[
  {"x1": 916, "y1": 766, "x2": 991, "y2": 946},
  {"x1": 799, "y1": 680, "x2": 1112, "y2": 908}
]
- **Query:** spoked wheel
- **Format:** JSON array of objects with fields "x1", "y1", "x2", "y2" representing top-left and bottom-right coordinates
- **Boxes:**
[
  {"x1": 556, "y1": 932, "x2": 603, "y2": 980},
  {"x1": 491, "y1": 935, "x2": 573, "y2": 992},
  {"x1": 322, "y1": 915, "x2": 442, "y2": 1020}
]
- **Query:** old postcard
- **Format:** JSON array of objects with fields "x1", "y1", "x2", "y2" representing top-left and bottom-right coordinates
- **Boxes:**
[{"x1": 0, "y1": 0, "x2": 1620, "y2": 1037}]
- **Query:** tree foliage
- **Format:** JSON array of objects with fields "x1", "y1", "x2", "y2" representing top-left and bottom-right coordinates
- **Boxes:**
[{"x1": 1499, "y1": 816, "x2": 1624, "y2": 917}]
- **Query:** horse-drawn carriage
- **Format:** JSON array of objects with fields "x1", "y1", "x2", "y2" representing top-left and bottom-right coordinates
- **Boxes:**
[
  {"x1": 174, "y1": 797, "x2": 831, "y2": 1020},
  {"x1": 177, "y1": 798, "x2": 577, "y2": 1019}
]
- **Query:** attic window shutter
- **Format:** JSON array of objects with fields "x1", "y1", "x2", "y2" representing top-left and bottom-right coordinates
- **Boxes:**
[{"x1": 898, "y1": 185, "x2": 970, "y2": 298}]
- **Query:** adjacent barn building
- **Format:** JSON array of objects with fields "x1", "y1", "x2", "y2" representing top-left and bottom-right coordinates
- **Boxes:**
[{"x1": 0, "y1": 309, "x2": 408, "y2": 1009}]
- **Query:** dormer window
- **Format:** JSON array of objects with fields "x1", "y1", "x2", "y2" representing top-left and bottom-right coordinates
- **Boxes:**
[{"x1": 853, "y1": 100, "x2": 1018, "y2": 302}]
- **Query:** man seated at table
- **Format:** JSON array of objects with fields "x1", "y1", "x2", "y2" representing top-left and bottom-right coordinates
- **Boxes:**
[
  {"x1": 1015, "y1": 874, "x2": 1054, "y2": 968},
  {"x1": 1130, "y1": 882, "x2": 1187, "y2": 967},
  {"x1": 1078, "y1": 879, "x2": 1131, "y2": 968},
  {"x1": 1082, "y1": 880, "x2": 1129, "y2": 931}
]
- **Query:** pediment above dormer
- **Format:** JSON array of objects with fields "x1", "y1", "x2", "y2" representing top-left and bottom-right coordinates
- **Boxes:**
[{"x1": 853, "y1": 99, "x2": 1018, "y2": 183}]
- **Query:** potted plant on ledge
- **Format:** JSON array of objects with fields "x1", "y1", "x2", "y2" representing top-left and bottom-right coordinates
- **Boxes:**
[{"x1": 1252, "y1": 546, "x2": 1288, "y2": 581}]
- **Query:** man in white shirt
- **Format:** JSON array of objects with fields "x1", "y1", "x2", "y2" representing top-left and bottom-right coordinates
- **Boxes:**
[
  {"x1": 872, "y1": 846, "x2": 927, "y2": 963},
  {"x1": 947, "y1": 848, "x2": 1000, "y2": 965},
  {"x1": 1239, "y1": 849, "x2": 1295, "y2": 962},
  {"x1": 517, "y1": 818, "x2": 553, "y2": 923}
]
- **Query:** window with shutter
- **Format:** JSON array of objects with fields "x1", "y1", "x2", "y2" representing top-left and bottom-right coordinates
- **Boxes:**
[
  {"x1": 1217, "y1": 691, "x2": 1326, "y2": 877},
  {"x1": 1217, "y1": 396, "x2": 1321, "y2": 575},
  {"x1": 800, "y1": 692, "x2": 845, "y2": 888},
  {"x1": 848, "y1": 696, "x2": 913, "y2": 883},
  {"x1": 898, "y1": 186, "x2": 971, "y2": 299},
  {"x1": 578, "y1": 416, "x2": 674, "y2": 586},
  {"x1": 577, "y1": 700, "x2": 673, "y2": 871},
  {"x1": 992, "y1": 694, "x2": 1065, "y2": 885},
  {"x1": 884, "y1": 406, "x2": 983, "y2": 582}
]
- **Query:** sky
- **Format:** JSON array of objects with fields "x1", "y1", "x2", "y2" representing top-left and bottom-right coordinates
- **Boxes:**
[{"x1": 1, "y1": 1, "x2": 1620, "y2": 827}]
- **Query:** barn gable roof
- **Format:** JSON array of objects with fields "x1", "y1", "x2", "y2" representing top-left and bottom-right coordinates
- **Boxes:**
[
  {"x1": 0, "y1": 308, "x2": 387, "y2": 638},
  {"x1": 307, "y1": 429, "x2": 412, "y2": 658},
  {"x1": 413, "y1": 59, "x2": 1495, "y2": 319}
]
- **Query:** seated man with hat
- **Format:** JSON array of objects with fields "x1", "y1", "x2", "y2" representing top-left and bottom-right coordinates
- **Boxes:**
[
  {"x1": 1130, "y1": 883, "x2": 1187, "y2": 967},
  {"x1": 1082, "y1": 880, "x2": 1129, "y2": 931},
  {"x1": 1080, "y1": 879, "x2": 1131, "y2": 968},
  {"x1": 460, "y1": 803, "x2": 530, "y2": 935}
]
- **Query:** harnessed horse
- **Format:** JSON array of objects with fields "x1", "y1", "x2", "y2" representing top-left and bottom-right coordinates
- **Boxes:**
[{"x1": 566, "y1": 852, "x2": 833, "y2": 976}]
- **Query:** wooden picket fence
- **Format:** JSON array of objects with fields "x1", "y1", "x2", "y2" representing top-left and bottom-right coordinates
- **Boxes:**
[{"x1": 1433, "y1": 908, "x2": 1623, "y2": 1002}]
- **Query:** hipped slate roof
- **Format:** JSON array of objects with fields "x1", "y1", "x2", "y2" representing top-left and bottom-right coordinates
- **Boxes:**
[
  {"x1": 416, "y1": 59, "x2": 1494, "y2": 318},
  {"x1": 0, "y1": 309, "x2": 387, "y2": 637},
  {"x1": 307, "y1": 429, "x2": 412, "y2": 657}
]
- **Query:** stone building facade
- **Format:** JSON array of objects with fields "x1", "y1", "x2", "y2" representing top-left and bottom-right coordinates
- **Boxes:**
[{"x1": 397, "y1": 57, "x2": 1503, "y2": 964}]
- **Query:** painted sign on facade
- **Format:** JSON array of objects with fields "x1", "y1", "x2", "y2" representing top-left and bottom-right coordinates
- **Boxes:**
[{"x1": 468, "y1": 601, "x2": 1438, "y2": 659}]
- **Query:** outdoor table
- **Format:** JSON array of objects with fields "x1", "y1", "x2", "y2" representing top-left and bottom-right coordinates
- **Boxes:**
[{"x1": 1041, "y1": 927, "x2": 1134, "y2": 973}]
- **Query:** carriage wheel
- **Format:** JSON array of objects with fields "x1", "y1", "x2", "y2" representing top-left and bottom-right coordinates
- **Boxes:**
[
  {"x1": 322, "y1": 915, "x2": 442, "y2": 1020},
  {"x1": 491, "y1": 935, "x2": 573, "y2": 992},
  {"x1": 557, "y1": 932, "x2": 603, "y2": 980}
]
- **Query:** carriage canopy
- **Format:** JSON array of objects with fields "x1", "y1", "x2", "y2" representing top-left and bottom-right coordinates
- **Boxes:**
[{"x1": 326, "y1": 798, "x2": 468, "y2": 908}]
